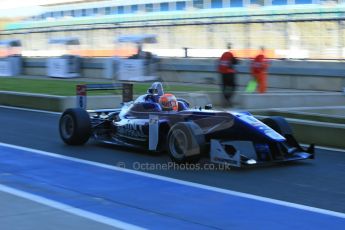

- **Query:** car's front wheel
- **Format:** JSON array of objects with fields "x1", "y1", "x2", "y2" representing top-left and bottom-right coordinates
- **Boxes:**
[
  {"x1": 167, "y1": 122, "x2": 206, "y2": 163},
  {"x1": 262, "y1": 116, "x2": 293, "y2": 136},
  {"x1": 59, "y1": 108, "x2": 91, "y2": 145}
]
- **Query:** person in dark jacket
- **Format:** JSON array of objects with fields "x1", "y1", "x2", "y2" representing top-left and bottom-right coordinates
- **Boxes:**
[{"x1": 218, "y1": 43, "x2": 239, "y2": 106}]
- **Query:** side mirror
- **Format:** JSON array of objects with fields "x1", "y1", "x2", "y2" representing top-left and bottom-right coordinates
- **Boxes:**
[{"x1": 205, "y1": 104, "x2": 213, "y2": 110}]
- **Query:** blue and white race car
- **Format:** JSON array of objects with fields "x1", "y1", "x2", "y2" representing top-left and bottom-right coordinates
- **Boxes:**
[{"x1": 59, "y1": 82, "x2": 314, "y2": 167}]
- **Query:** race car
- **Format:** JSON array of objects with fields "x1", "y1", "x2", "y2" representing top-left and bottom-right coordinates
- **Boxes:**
[{"x1": 59, "y1": 82, "x2": 314, "y2": 167}]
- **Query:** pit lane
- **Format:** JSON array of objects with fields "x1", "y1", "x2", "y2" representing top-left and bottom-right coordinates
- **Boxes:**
[{"x1": 0, "y1": 106, "x2": 344, "y2": 214}]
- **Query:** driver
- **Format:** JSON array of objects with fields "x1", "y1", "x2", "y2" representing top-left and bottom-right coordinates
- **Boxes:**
[{"x1": 159, "y1": 93, "x2": 178, "y2": 111}]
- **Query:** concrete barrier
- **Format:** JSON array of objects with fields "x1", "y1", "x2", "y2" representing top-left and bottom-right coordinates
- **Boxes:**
[
  {"x1": 254, "y1": 109, "x2": 345, "y2": 149},
  {"x1": 2, "y1": 90, "x2": 345, "y2": 112},
  {"x1": 20, "y1": 57, "x2": 345, "y2": 92},
  {"x1": 177, "y1": 91, "x2": 345, "y2": 108},
  {"x1": 0, "y1": 91, "x2": 70, "y2": 111},
  {"x1": 80, "y1": 58, "x2": 108, "y2": 79},
  {"x1": 240, "y1": 92, "x2": 345, "y2": 109},
  {"x1": 158, "y1": 58, "x2": 345, "y2": 91},
  {"x1": 289, "y1": 118, "x2": 345, "y2": 149},
  {"x1": 23, "y1": 58, "x2": 46, "y2": 76},
  {"x1": 253, "y1": 109, "x2": 345, "y2": 124},
  {"x1": 0, "y1": 92, "x2": 124, "y2": 111},
  {"x1": 23, "y1": 58, "x2": 109, "y2": 78}
]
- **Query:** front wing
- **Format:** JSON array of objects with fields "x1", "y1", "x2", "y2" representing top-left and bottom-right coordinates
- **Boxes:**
[{"x1": 210, "y1": 140, "x2": 314, "y2": 167}]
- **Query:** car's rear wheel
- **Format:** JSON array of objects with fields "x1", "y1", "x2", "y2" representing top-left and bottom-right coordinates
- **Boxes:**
[
  {"x1": 167, "y1": 122, "x2": 205, "y2": 163},
  {"x1": 59, "y1": 108, "x2": 91, "y2": 145}
]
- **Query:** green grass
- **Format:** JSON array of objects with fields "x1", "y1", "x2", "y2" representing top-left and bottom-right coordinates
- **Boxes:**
[{"x1": 0, "y1": 77, "x2": 215, "y2": 96}]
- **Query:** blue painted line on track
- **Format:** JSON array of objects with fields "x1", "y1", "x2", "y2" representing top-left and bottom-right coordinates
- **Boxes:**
[{"x1": 0, "y1": 144, "x2": 344, "y2": 230}]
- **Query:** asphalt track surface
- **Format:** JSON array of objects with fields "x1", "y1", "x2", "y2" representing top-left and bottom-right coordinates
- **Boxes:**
[{"x1": 0, "y1": 106, "x2": 344, "y2": 214}]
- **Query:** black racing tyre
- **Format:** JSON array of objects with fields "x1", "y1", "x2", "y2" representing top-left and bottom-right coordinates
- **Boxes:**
[
  {"x1": 177, "y1": 98, "x2": 190, "y2": 108},
  {"x1": 59, "y1": 108, "x2": 91, "y2": 145},
  {"x1": 262, "y1": 116, "x2": 293, "y2": 136},
  {"x1": 167, "y1": 122, "x2": 206, "y2": 163}
]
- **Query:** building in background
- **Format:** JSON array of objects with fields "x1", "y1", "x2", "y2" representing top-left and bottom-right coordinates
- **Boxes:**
[{"x1": 0, "y1": 0, "x2": 344, "y2": 59}]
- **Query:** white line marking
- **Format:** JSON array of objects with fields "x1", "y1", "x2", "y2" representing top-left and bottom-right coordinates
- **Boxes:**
[
  {"x1": 301, "y1": 144, "x2": 345, "y2": 153},
  {"x1": 0, "y1": 184, "x2": 145, "y2": 230},
  {"x1": 1, "y1": 142, "x2": 345, "y2": 219},
  {"x1": 316, "y1": 146, "x2": 345, "y2": 153},
  {"x1": 248, "y1": 105, "x2": 345, "y2": 113},
  {"x1": 271, "y1": 106, "x2": 345, "y2": 111},
  {"x1": 0, "y1": 105, "x2": 61, "y2": 115}
]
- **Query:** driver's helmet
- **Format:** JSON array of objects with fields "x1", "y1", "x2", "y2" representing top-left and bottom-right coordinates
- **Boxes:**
[{"x1": 159, "y1": 93, "x2": 178, "y2": 111}]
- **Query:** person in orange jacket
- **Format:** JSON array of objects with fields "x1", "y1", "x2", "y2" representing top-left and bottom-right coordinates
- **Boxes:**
[
  {"x1": 218, "y1": 43, "x2": 239, "y2": 106},
  {"x1": 251, "y1": 47, "x2": 269, "y2": 93}
]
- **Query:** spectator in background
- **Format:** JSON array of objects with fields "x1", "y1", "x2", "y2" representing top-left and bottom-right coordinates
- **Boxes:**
[
  {"x1": 218, "y1": 43, "x2": 239, "y2": 106},
  {"x1": 251, "y1": 47, "x2": 269, "y2": 93}
]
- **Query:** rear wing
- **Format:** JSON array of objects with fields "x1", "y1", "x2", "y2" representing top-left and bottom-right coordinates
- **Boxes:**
[{"x1": 76, "y1": 83, "x2": 133, "y2": 109}]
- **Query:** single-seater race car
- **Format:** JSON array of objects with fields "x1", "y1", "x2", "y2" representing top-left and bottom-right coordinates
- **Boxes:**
[{"x1": 59, "y1": 82, "x2": 314, "y2": 167}]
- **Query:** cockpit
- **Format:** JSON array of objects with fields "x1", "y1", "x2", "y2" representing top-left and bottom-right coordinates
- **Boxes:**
[{"x1": 126, "y1": 82, "x2": 189, "y2": 114}]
